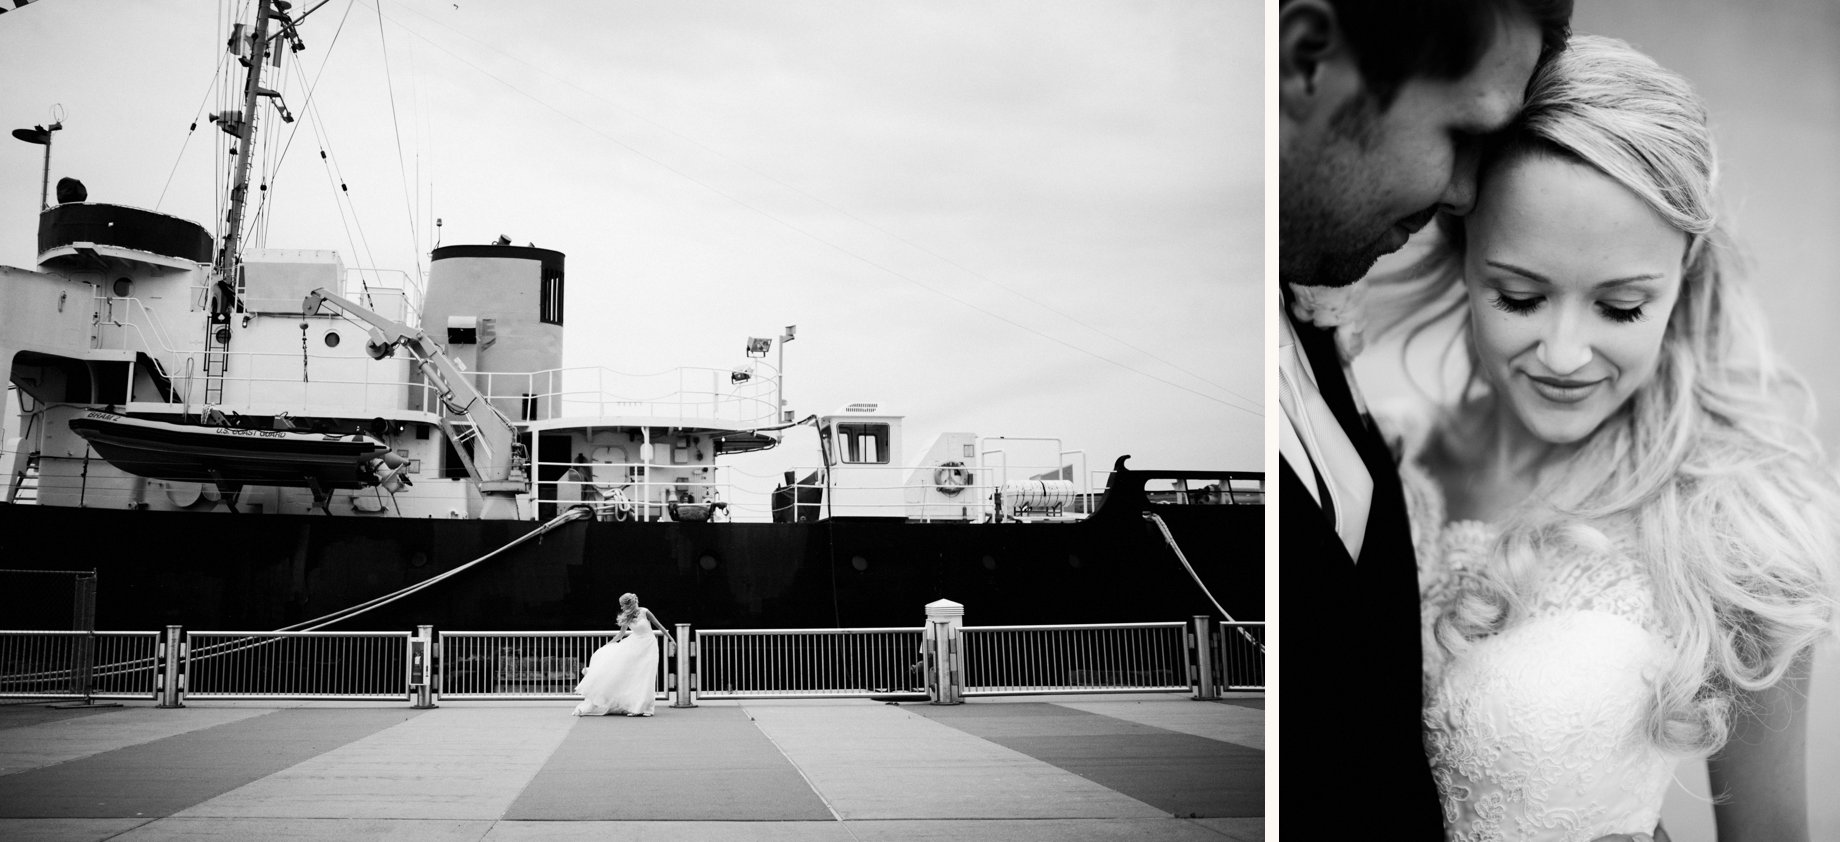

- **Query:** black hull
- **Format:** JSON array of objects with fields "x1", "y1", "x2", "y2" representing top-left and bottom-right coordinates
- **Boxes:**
[{"x1": 0, "y1": 502, "x2": 1260, "y2": 631}]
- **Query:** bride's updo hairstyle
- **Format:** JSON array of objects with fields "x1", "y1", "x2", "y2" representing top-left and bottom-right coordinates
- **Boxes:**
[
  {"x1": 618, "y1": 593, "x2": 640, "y2": 627},
  {"x1": 1395, "y1": 36, "x2": 1839, "y2": 757}
]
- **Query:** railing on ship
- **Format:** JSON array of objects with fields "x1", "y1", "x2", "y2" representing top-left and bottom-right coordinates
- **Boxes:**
[
  {"x1": 82, "y1": 272, "x2": 417, "y2": 410},
  {"x1": 0, "y1": 616, "x2": 1260, "y2": 706},
  {"x1": 527, "y1": 457, "x2": 739, "y2": 523},
  {"x1": 468, "y1": 365, "x2": 780, "y2": 428},
  {"x1": 771, "y1": 466, "x2": 1264, "y2": 523}
]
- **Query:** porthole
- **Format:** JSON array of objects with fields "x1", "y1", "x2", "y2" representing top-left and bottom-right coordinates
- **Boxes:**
[
  {"x1": 698, "y1": 554, "x2": 718, "y2": 571},
  {"x1": 981, "y1": 555, "x2": 997, "y2": 571},
  {"x1": 850, "y1": 555, "x2": 868, "y2": 572},
  {"x1": 112, "y1": 278, "x2": 133, "y2": 297},
  {"x1": 1067, "y1": 554, "x2": 1082, "y2": 569},
  {"x1": 324, "y1": 331, "x2": 342, "y2": 348}
]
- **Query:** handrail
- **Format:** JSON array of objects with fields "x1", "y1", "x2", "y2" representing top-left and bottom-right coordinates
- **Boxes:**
[{"x1": 0, "y1": 618, "x2": 1259, "y2": 704}]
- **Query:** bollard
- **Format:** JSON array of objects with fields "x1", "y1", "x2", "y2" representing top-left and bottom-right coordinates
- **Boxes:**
[
  {"x1": 410, "y1": 625, "x2": 436, "y2": 709},
  {"x1": 925, "y1": 599, "x2": 964, "y2": 705},
  {"x1": 70, "y1": 574, "x2": 97, "y2": 702},
  {"x1": 671, "y1": 623, "x2": 696, "y2": 708},
  {"x1": 1192, "y1": 615, "x2": 1219, "y2": 701},
  {"x1": 157, "y1": 624, "x2": 185, "y2": 708}
]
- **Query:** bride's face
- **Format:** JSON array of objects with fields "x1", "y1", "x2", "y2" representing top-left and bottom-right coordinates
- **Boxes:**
[{"x1": 1462, "y1": 152, "x2": 1687, "y2": 446}]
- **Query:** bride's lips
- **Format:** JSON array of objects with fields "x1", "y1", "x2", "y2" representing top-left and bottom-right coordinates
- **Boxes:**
[{"x1": 1525, "y1": 373, "x2": 1604, "y2": 404}]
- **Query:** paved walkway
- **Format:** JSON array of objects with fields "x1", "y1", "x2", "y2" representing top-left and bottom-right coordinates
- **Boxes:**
[{"x1": 0, "y1": 693, "x2": 1262, "y2": 841}]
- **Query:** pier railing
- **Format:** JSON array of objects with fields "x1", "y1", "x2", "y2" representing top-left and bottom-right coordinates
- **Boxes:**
[
  {"x1": 694, "y1": 628, "x2": 925, "y2": 699},
  {"x1": 184, "y1": 630, "x2": 412, "y2": 701},
  {"x1": 438, "y1": 630, "x2": 672, "y2": 701},
  {"x1": 0, "y1": 630, "x2": 161, "y2": 701},
  {"x1": 1217, "y1": 621, "x2": 1266, "y2": 691},
  {"x1": 0, "y1": 613, "x2": 1259, "y2": 707},
  {"x1": 958, "y1": 622, "x2": 1190, "y2": 696}
]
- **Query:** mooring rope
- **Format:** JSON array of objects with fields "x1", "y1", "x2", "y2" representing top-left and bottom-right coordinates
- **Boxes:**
[
  {"x1": 281, "y1": 504, "x2": 594, "y2": 632},
  {"x1": 1, "y1": 507, "x2": 602, "y2": 689},
  {"x1": 1144, "y1": 511, "x2": 1264, "y2": 653}
]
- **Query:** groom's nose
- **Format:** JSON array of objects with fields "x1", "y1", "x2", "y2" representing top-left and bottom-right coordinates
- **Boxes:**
[{"x1": 1438, "y1": 145, "x2": 1482, "y2": 216}]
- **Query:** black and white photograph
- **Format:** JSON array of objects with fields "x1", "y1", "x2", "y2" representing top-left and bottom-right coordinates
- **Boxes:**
[
  {"x1": 0, "y1": 1, "x2": 1265, "y2": 840},
  {"x1": 1283, "y1": 1, "x2": 1840, "y2": 840}
]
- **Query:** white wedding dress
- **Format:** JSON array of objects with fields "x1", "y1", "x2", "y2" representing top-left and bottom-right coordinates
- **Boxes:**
[
  {"x1": 572, "y1": 615, "x2": 659, "y2": 716},
  {"x1": 1401, "y1": 454, "x2": 1683, "y2": 842}
]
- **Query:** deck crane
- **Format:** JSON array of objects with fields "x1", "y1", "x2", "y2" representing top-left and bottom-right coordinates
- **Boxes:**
[{"x1": 303, "y1": 288, "x2": 528, "y2": 519}]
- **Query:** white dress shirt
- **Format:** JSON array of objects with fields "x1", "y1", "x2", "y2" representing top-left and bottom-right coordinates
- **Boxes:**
[{"x1": 1279, "y1": 313, "x2": 1373, "y2": 562}]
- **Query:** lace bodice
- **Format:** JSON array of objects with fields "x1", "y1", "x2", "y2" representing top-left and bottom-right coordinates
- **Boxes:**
[{"x1": 1401, "y1": 455, "x2": 1682, "y2": 842}]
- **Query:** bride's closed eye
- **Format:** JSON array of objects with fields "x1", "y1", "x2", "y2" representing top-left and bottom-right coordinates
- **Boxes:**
[
  {"x1": 1489, "y1": 293, "x2": 1542, "y2": 315},
  {"x1": 1487, "y1": 293, "x2": 1648, "y2": 324},
  {"x1": 1597, "y1": 302, "x2": 1646, "y2": 323}
]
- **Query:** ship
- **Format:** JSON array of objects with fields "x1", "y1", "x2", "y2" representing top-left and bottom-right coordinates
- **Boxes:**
[{"x1": 0, "y1": 0, "x2": 1261, "y2": 633}]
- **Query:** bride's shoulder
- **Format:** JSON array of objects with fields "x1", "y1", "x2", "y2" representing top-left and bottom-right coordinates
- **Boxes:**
[{"x1": 1371, "y1": 397, "x2": 1430, "y2": 458}]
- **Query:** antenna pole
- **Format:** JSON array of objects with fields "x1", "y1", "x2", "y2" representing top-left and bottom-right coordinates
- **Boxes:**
[{"x1": 36, "y1": 129, "x2": 52, "y2": 211}]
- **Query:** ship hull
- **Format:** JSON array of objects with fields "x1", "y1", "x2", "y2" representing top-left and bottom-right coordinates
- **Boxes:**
[{"x1": 0, "y1": 502, "x2": 1259, "y2": 631}]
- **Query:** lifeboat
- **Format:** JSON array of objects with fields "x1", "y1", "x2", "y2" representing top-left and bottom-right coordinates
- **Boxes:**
[{"x1": 67, "y1": 411, "x2": 391, "y2": 490}]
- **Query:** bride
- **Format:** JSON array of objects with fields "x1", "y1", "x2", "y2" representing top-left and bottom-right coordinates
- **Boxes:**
[
  {"x1": 573, "y1": 593, "x2": 673, "y2": 717},
  {"x1": 1361, "y1": 36, "x2": 1838, "y2": 841}
]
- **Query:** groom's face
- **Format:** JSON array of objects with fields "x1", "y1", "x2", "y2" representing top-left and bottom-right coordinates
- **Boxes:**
[
  {"x1": 1280, "y1": 9, "x2": 1542, "y2": 288},
  {"x1": 1463, "y1": 152, "x2": 1686, "y2": 445}
]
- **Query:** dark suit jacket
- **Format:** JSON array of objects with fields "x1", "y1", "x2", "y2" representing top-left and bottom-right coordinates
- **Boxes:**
[{"x1": 1281, "y1": 308, "x2": 1443, "y2": 835}]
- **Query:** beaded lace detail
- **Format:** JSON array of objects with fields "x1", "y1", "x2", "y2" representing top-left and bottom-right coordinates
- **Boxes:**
[{"x1": 1400, "y1": 453, "x2": 1681, "y2": 842}]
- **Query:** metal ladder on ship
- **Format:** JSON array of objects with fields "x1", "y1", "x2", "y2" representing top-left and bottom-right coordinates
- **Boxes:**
[{"x1": 202, "y1": 321, "x2": 229, "y2": 405}]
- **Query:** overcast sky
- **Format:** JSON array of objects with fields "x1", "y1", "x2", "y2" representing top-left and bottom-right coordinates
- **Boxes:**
[{"x1": 1, "y1": 0, "x2": 1262, "y2": 504}]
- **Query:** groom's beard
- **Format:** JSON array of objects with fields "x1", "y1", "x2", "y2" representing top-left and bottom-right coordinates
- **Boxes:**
[
  {"x1": 1279, "y1": 200, "x2": 1392, "y2": 289},
  {"x1": 1282, "y1": 95, "x2": 1431, "y2": 290}
]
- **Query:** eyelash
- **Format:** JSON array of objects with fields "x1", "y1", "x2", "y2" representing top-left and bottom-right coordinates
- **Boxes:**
[{"x1": 1488, "y1": 294, "x2": 1646, "y2": 324}]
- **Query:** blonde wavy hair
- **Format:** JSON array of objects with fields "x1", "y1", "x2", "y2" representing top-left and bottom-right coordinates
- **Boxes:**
[
  {"x1": 618, "y1": 593, "x2": 640, "y2": 628},
  {"x1": 1373, "y1": 35, "x2": 1839, "y2": 757}
]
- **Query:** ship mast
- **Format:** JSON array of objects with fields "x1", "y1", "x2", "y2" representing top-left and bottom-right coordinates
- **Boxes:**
[
  {"x1": 214, "y1": 0, "x2": 305, "y2": 310},
  {"x1": 216, "y1": 0, "x2": 276, "y2": 287}
]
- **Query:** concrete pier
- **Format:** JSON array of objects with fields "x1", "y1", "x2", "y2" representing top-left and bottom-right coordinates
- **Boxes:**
[{"x1": 0, "y1": 693, "x2": 1262, "y2": 841}]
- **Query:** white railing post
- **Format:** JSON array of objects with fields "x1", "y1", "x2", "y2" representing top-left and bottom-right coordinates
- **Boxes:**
[
  {"x1": 157, "y1": 624, "x2": 184, "y2": 708},
  {"x1": 410, "y1": 625, "x2": 436, "y2": 709},
  {"x1": 1191, "y1": 615, "x2": 1219, "y2": 700},
  {"x1": 924, "y1": 599, "x2": 964, "y2": 705},
  {"x1": 671, "y1": 623, "x2": 696, "y2": 708}
]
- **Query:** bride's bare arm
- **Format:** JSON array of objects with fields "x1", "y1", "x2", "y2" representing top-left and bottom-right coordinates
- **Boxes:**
[
  {"x1": 644, "y1": 608, "x2": 673, "y2": 643},
  {"x1": 1707, "y1": 652, "x2": 1812, "y2": 842}
]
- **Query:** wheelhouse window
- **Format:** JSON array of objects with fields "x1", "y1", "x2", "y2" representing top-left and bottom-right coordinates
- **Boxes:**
[{"x1": 836, "y1": 422, "x2": 889, "y2": 464}]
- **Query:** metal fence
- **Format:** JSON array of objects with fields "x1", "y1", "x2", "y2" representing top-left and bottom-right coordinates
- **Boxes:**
[
  {"x1": 1216, "y1": 621, "x2": 1266, "y2": 691},
  {"x1": 184, "y1": 631, "x2": 412, "y2": 701},
  {"x1": 439, "y1": 630, "x2": 670, "y2": 701},
  {"x1": 2, "y1": 617, "x2": 1260, "y2": 706},
  {"x1": 958, "y1": 622, "x2": 1190, "y2": 696},
  {"x1": 695, "y1": 628, "x2": 925, "y2": 699},
  {"x1": 0, "y1": 631, "x2": 161, "y2": 700}
]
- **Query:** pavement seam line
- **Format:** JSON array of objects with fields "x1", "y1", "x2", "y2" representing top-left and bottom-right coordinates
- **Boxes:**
[
  {"x1": 96, "y1": 818, "x2": 160, "y2": 841},
  {"x1": 738, "y1": 701, "x2": 860, "y2": 836}
]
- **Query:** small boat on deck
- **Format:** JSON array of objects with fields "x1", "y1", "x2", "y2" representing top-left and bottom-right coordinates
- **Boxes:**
[{"x1": 67, "y1": 410, "x2": 391, "y2": 493}]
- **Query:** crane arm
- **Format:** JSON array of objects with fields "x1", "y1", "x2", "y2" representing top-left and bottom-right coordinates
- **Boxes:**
[{"x1": 303, "y1": 287, "x2": 525, "y2": 493}]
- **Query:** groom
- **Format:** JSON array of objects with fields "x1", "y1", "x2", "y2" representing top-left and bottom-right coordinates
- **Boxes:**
[{"x1": 1278, "y1": 0, "x2": 1570, "y2": 834}]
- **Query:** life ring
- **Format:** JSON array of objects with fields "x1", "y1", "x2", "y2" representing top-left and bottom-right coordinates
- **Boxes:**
[{"x1": 933, "y1": 461, "x2": 972, "y2": 496}]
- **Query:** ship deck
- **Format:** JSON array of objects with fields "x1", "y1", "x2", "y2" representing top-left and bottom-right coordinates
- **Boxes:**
[{"x1": 0, "y1": 693, "x2": 1263, "y2": 841}]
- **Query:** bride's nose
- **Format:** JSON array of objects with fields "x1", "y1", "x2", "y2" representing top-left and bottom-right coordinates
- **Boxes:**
[{"x1": 1536, "y1": 315, "x2": 1593, "y2": 375}]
